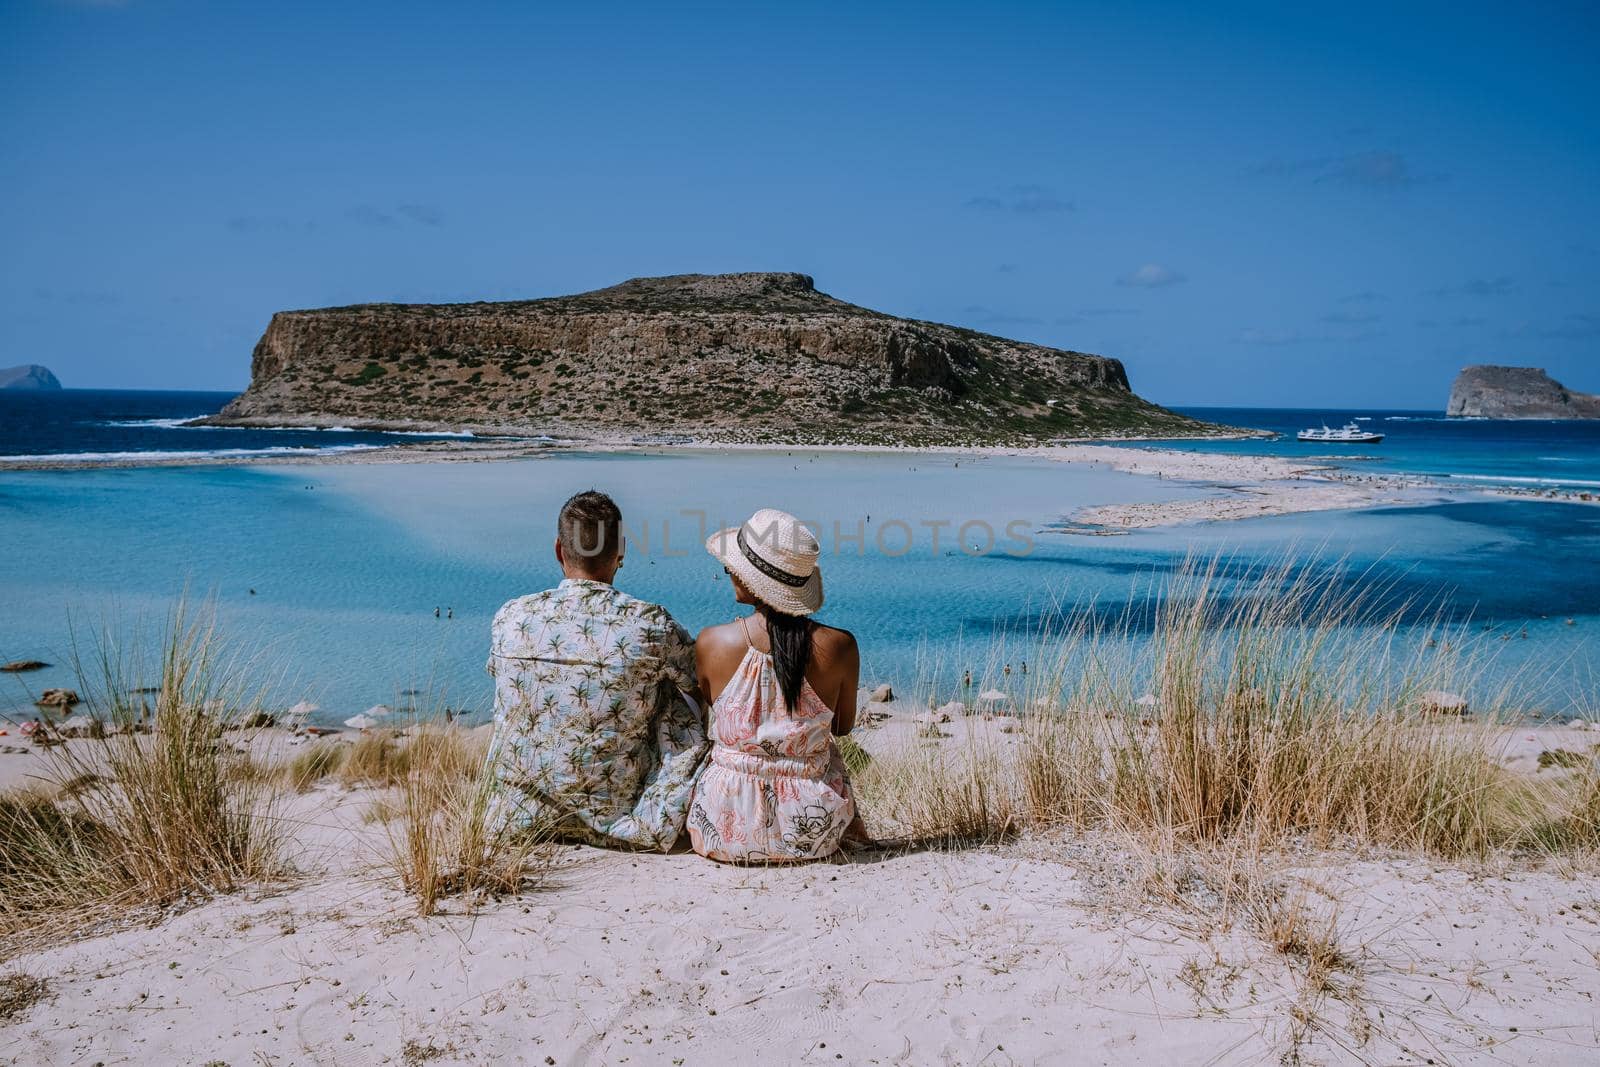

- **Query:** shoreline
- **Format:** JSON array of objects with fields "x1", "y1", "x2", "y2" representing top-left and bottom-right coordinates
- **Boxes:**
[{"x1": 1037, "y1": 444, "x2": 1453, "y2": 531}]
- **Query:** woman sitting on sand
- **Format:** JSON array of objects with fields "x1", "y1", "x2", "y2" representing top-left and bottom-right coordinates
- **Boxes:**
[{"x1": 688, "y1": 508, "x2": 863, "y2": 863}]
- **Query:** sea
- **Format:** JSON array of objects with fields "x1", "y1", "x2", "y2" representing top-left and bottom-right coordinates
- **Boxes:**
[
  {"x1": 1141, "y1": 406, "x2": 1600, "y2": 492},
  {"x1": 2, "y1": 390, "x2": 1597, "y2": 725}
]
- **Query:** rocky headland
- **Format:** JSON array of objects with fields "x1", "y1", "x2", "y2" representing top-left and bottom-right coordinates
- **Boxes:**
[
  {"x1": 1447, "y1": 364, "x2": 1600, "y2": 419},
  {"x1": 0, "y1": 364, "x2": 62, "y2": 390},
  {"x1": 204, "y1": 272, "x2": 1228, "y2": 445}
]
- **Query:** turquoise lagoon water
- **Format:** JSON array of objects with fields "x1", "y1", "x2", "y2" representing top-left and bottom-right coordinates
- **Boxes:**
[{"x1": 3, "y1": 448, "x2": 1596, "y2": 724}]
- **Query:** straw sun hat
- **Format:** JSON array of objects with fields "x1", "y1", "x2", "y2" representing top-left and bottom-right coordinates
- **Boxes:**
[{"x1": 705, "y1": 508, "x2": 824, "y2": 616}]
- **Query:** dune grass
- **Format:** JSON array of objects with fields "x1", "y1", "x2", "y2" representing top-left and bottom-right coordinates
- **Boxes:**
[
  {"x1": 279, "y1": 739, "x2": 346, "y2": 791},
  {"x1": 377, "y1": 722, "x2": 552, "y2": 915},
  {"x1": 258, "y1": 718, "x2": 540, "y2": 913},
  {"x1": 856, "y1": 555, "x2": 1598, "y2": 861},
  {"x1": 852, "y1": 728, "x2": 1019, "y2": 847},
  {"x1": 0, "y1": 607, "x2": 286, "y2": 955}
]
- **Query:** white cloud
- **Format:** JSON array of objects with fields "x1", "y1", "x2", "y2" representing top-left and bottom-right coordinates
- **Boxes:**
[
  {"x1": 1116, "y1": 263, "x2": 1186, "y2": 288},
  {"x1": 1255, "y1": 151, "x2": 1441, "y2": 189},
  {"x1": 1429, "y1": 277, "x2": 1515, "y2": 298},
  {"x1": 963, "y1": 185, "x2": 1073, "y2": 215}
]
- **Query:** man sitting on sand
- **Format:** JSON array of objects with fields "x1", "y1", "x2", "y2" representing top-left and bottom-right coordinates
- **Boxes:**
[{"x1": 483, "y1": 490, "x2": 709, "y2": 850}]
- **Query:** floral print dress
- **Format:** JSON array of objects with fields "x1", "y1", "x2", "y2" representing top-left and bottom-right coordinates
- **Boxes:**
[
  {"x1": 484, "y1": 578, "x2": 709, "y2": 851},
  {"x1": 687, "y1": 645, "x2": 856, "y2": 863}
]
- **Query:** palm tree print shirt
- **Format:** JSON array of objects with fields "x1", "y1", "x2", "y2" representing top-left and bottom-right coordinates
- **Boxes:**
[{"x1": 484, "y1": 578, "x2": 709, "y2": 851}]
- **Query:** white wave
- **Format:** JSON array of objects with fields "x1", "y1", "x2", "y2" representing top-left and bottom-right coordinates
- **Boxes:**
[
  {"x1": 100, "y1": 418, "x2": 478, "y2": 439},
  {"x1": 1449, "y1": 473, "x2": 1600, "y2": 489},
  {"x1": 252, "y1": 424, "x2": 477, "y2": 438},
  {"x1": 386, "y1": 429, "x2": 477, "y2": 438},
  {"x1": 0, "y1": 444, "x2": 385, "y2": 464},
  {"x1": 100, "y1": 416, "x2": 218, "y2": 429}
]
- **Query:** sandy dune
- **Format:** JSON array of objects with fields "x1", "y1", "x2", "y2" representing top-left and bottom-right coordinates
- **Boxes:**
[{"x1": 3, "y1": 772, "x2": 1598, "y2": 1066}]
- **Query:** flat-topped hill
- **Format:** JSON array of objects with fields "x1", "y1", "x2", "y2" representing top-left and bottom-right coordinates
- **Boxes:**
[
  {"x1": 209, "y1": 272, "x2": 1223, "y2": 444},
  {"x1": 0, "y1": 364, "x2": 62, "y2": 390},
  {"x1": 1447, "y1": 365, "x2": 1600, "y2": 419}
]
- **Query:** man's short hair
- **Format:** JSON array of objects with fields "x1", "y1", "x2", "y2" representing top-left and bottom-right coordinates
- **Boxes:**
[{"x1": 558, "y1": 490, "x2": 623, "y2": 563}]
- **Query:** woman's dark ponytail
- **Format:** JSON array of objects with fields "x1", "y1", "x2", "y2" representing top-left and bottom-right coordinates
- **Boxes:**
[{"x1": 762, "y1": 605, "x2": 814, "y2": 712}]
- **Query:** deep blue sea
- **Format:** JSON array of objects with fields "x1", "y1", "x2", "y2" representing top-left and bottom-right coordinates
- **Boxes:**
[
  {"x1": 1157, "y1": 406, "x2": 1600, "y2": 491},
  {"x1": 6, "y1": 392, "x2": 1598, "y2": 492},
  {"x1": 0, "y1": 389, "x2": 487, "y2": 461},
  {"x1": 2, "y1": 390, "x2": 1597, "y2": 724}
]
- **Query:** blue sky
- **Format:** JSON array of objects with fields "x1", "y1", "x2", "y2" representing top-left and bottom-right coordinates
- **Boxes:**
[{"x1": 2, "y1": 1, "x2": 1596, "y2": 407}]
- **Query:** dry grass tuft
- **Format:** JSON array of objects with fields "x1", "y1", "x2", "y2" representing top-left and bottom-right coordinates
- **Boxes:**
[
  {"x1": 0, "y1": 972, "x2": 51, "y2": 1023},
  {"x1": 849, "y1": 549, "x2": 1600, "y2": 929},
  {"x1": 279, "y1": 741, "x2": 346, "y2": 791},
  {"x1": 380, "y1": 723, "x2": 551, "y2": 915},
  {"x1": 0, "y1": 606, "x2": 285, "y2": 954},
  {"x1": 272, "y1": 725, "x2": 490, "y2": 793},
  {"x1": 859, "y1": 555, "x2": 1574, "y2": 861},
  {"x1": 1505, "y1": 766, "x2": 1600, "y2": 855},
  {"x1": 338, "y1": 730, "x2": 406, "y2": 787},
  {"x1": 855, "y1": 731, "x2": 1019, "y2": 848},
  {"x1": 1251, "y1": 889, "x2": 1353, "y2": 995},
  {"x1": 835, "y1": 735, "x2": 871, "y2": 777}
]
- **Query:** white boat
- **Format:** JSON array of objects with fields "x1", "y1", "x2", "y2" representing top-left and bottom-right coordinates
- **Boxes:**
[{"x1": 1296, "y1": 422, "x2": 1385, "y2": 444}]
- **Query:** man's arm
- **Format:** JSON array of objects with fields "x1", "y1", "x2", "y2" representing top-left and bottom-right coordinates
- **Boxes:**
[{"x1": 658, "y1": 617, "x2": 704, "y2": 708}]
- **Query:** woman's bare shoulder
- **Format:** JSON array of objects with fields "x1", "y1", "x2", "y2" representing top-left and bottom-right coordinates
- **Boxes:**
[
  {"x1": 696, "y1": 619, "x2": 748, "y2": 652},
  {"x1": 810, "y1": 622, "x2": 858, "y2": 658}
]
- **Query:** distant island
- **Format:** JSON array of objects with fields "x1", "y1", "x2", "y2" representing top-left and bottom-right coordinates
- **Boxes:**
[
  {"x1": 1447, "y1": 365, "x2": 1600, "y2": 419},
  {"x1": 204, "y1": 272, "x2": 1230, "y2": 445},
  {"x1": 0, "y1": 364, "x2": 62, "y2": 391}
]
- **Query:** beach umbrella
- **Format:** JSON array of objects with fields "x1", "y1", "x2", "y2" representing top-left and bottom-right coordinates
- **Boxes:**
[
  {"x1": 283, "y1": 701, "x2": 318, "y2": 727},
  {"x1": 972, "y1": 687, "x2": 1011, "y2": 713},
  {"x1": 344, "y1": 714, "x2": 379, "y2": 730},
  {"x1": 364, "y1": 704, "x2": 394, "y2": 718}
]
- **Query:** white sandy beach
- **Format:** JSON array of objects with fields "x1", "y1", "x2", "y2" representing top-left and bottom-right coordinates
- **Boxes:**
[
  {"x1": 7, "y1": 815, "x2": 1599, "y2": 1066},
  {"x1": 4, "y1": 714, "x2": 1599, "y2": 1065}
]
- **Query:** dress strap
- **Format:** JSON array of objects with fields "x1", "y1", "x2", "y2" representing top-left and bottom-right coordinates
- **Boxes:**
[{"x1": 738, "y1": 614, "x2": 762, "y2": 652}]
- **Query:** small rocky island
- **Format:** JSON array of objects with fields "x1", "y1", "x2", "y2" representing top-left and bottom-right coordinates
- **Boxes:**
[
  {"x1": 206, "y1": 272, "x2": 1224, "y2": 445},
  {"x1": 1447, "y1": 365, "x2": 1600, "y2": 419},
  {"x1": 0, "y1": 364, "x2": 62, "y2": 390}
]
